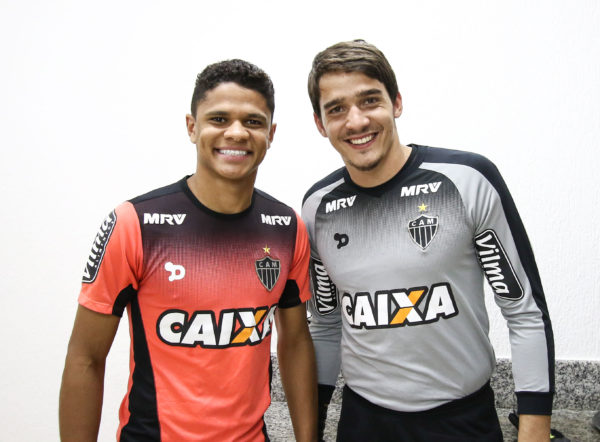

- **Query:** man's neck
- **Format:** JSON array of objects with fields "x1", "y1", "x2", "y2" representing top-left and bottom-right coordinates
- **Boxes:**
[
  {"x1": 348, "y1": 143, "x2": 412, "y2": 188},
  {"x1": 186, "y1": 173, "x2": 256, "y2": 214}
]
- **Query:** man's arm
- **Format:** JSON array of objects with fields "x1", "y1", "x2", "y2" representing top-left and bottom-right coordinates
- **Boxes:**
[
  {"x1": 518, "y1": 415, "x2": 551, "y2": 442},
  {"x1": 454, "y1": 155, "x2": 554, "y2": 435},
  {"x1": 302, "y1": 193, "x2": 343, "y2": 440},
  {"x1": 308, "y1": 300, "x2": 341, "y2": 441},
  {"x1": 59, "y1": 305, "x2": 120, "y2": 441},
  {"x1": 275, "y1": 302, "x2": 318, "y2": 442}
]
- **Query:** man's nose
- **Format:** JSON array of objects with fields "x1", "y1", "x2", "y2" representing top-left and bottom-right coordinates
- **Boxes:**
[
  {"x1": 345, "y1": 105, "x2": 369, "y2": 131},
  {"x1": 224, "y1": 120, "x2": 249, "y2": 141}
]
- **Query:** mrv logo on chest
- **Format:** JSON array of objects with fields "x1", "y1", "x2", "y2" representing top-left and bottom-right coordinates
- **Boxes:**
[
  {"x1": 400, "y1": 181, "x2": 441, "y2": 197},
  {"x1": 143, "y1": 213, "x2": 186, "y2": 225},
  {"x1": 474, "y1": 230, "x2": 523, "y2": 300},
  {"x1": 325, "y1": 195, "x2": 356, "y2": 213},
  {"x1": 261, "y1": 214, "x2": 291, "y2": 225}
]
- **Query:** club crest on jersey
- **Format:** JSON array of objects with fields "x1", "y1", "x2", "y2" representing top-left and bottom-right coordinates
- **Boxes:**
[
  {"x1": 255, "y1": 246, "x2": 280, "y2": 291},
  {"x1": 408, "y1": 214, "x2": 439, "y2": 249},
  {"x1": 82, "y1": 210, "x2": 117, "y2": 283}
]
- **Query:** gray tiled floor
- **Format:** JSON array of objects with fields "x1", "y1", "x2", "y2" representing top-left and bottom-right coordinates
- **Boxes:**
[{"x1": 265, "y1": 402, "x2": 600, "y2": 441}]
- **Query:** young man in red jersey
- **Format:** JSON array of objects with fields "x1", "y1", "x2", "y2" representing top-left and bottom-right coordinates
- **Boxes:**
[{"x1": 60, "y1": 59, "x2": 317, "y2": 441}]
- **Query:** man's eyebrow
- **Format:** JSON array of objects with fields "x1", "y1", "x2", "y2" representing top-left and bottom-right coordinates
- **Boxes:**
[
  {"x1": 322, "y1": 89, "x2": 384, "y2": 110},
  {"x1": 357, "y1": 88, "x2": 384, "y2": 98},
  {"x1": 245, "y1": 112, "x2": 268, "y2": 122},
  {"x1": 205, "y1": 110, "x2": 268, "y2": 121},
  {"x1": 205, "y1": 110, "x2": 229, "y2": 117},
  {"x1": 322, "y1": 98, "x2": 344, "y2": 111}
]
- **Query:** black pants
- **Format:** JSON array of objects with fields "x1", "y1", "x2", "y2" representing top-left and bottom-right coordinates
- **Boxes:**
[{"x1": 336, "y1": 383, "x2": 503, "y2": 442}]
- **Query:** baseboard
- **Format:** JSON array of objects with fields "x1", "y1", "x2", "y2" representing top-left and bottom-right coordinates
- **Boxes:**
[{"x1": 270, "y1": 356, "x2": 599, "y2": 411}]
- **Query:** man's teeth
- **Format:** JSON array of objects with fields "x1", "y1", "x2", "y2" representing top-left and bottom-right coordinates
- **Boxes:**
[
  {"x1": 349, "y1": 134, "x2": 374, "y2": 145},
  {"x1": 219, "y1": 149, "x2": 248, "y2": 156}
]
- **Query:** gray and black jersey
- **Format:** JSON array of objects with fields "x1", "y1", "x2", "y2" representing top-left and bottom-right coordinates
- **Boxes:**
[{"x1": 302, "y1": 144, "x2": 554, "y2": 415}]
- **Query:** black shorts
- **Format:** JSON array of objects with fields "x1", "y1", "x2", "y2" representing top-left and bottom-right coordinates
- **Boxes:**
[{"x1": 336, "y1": 382, "x2": 503, "y2": 442}]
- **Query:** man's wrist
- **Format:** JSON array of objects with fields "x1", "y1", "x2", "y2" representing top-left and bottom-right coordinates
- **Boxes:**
[{"x1": 317, "y1": 384, "x2": 335, "y2": 441}]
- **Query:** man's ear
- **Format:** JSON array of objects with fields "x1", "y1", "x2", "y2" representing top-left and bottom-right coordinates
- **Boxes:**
[
  {"x1": 185, "y1": 114, "x2": 196, "y2": 142},
  {"x1": 267, "y1": 123, "x2": 277, "y2": 148},
  {"x1": 313, "y1": 113, "x2": 328, "y2": 137},
  {"x1": 393, "y1": 92, "x2": 403, "y2": 118}
]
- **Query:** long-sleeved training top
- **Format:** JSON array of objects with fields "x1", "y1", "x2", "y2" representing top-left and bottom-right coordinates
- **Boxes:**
[{"x1": 302, "y1": 144, "x2": 554, "y2": 415}]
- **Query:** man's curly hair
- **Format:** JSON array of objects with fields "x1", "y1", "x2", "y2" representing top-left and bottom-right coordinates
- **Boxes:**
[{"x1": 191, "y1": 59, "x2": 275, "y2": 120}]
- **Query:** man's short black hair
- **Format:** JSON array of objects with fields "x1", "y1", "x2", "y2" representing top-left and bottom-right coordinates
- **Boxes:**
[{"x1": 191, "y1": 59, "x2": 275, "y2": 120}]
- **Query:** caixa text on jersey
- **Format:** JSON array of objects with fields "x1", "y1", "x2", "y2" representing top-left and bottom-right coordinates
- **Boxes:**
[
  {"x1": 156, "y1": 305, "x2": 277, "y2": 348},
  {"x1": 342, "y1": 283, "x2": 458, "y2": 329}
]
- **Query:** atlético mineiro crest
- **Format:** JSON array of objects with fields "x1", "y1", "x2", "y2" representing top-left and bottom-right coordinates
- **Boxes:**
[
  {"x1": 255, "y1": 245, "x2": 280, "y2": 291},
  {"x1": 408, "y1": 214, "x2": 439, "y2": 250}
]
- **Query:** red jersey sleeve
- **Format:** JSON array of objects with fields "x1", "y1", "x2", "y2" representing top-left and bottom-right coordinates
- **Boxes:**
[
  {"x1": 78, "y1": 202, "x2": 143, "y2": 316},
  {"x1": 278, "y1": 212, "x2": 311, "y2": 308}
]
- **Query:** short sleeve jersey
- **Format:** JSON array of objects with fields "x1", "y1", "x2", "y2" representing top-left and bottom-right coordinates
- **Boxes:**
[
  {"x1": 79, "y1": 177, "x2": 311, "y2": 441},
  {"x1": 302, "y1": 145, "x2": 554, "y2": 415}
]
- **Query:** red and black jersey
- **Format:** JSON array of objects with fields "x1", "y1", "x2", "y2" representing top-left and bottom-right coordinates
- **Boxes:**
[{"x1": 79, "y1": 176, "x2": 311, "y2": 441}]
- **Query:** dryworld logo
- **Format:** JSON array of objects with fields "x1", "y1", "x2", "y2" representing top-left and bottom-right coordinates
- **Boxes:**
[
  {"x1": 165, "y1": 262, "x2": 185, "y2": 282},
  {"x1": 334, "y1": 233, "x2": 349, "y2": 249}
]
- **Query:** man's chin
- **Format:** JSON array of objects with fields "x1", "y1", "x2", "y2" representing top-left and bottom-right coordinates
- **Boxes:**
[{"x1": 348, "y1": 158, "x2": 382, "y2": 172}]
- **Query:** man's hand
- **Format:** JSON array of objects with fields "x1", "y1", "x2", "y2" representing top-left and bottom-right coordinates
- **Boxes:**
[
  {"x1": 317, "y1": 384, "x2": 335, "y2": 441},
  {"x1": 517, "y1": 414, "x2": 551, "y2": 442}
]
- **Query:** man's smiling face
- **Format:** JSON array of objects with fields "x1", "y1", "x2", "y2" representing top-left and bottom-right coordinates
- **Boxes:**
[
  {"x1": 315, "y1": 71, "x2": 402, "y2": 178},
  {"x1": 186, "y1": 82, "x2": 275, "y2": 184}
]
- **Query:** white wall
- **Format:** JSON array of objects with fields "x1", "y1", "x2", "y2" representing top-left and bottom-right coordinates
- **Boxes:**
[{"x1": 1, "y1": 0, "x2": 598, "y2": 439}]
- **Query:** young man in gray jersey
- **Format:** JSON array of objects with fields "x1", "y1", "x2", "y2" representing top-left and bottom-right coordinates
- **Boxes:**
[{"x1": 302, "y1": 40, "x2": 554, "y2": 441}]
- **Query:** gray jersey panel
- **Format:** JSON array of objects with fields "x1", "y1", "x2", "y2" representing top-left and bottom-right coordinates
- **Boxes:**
[
  {"x1": 302, "y1": 145, "x2": 554, "y2": 412},
  {"x1": 302, "y1": 174, "x2": 345, "y2": 386},
  {"x1": 421, "y1": 161, "x2": 551, "y2": 393}
]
